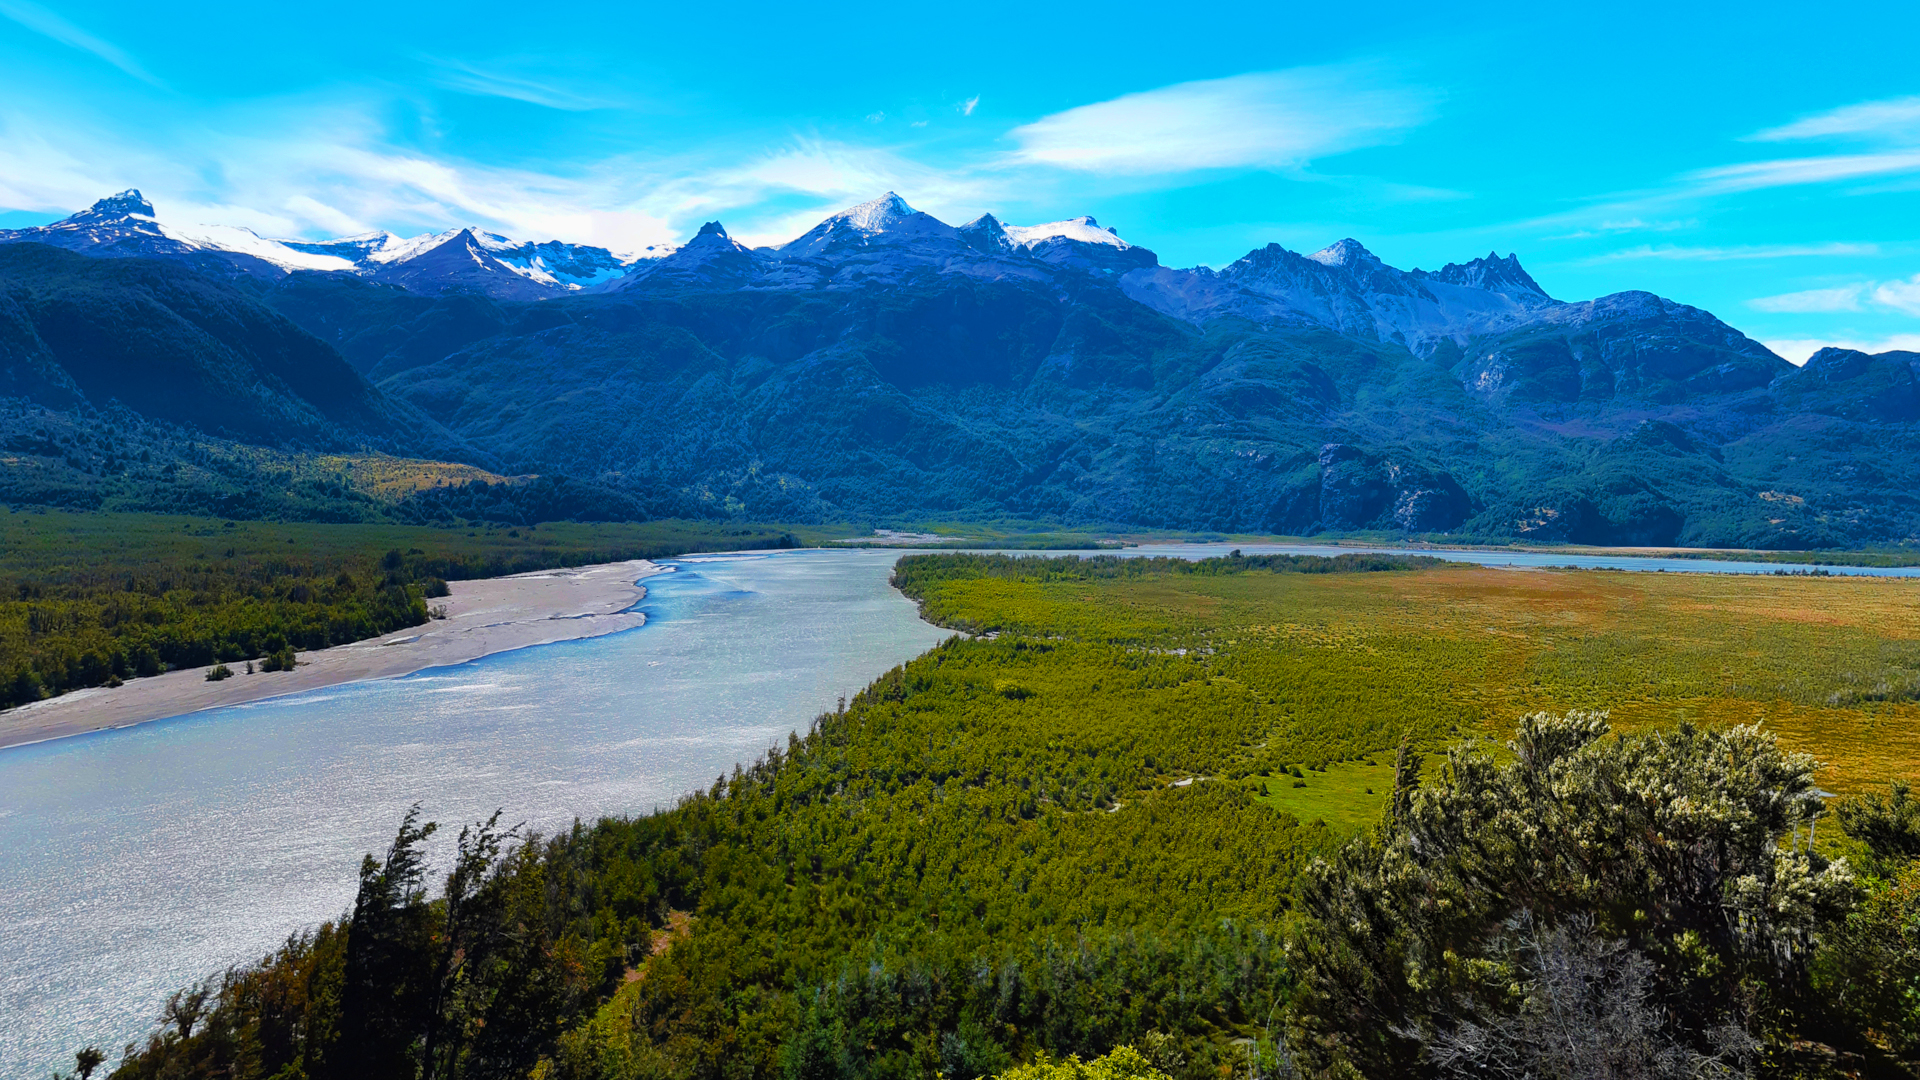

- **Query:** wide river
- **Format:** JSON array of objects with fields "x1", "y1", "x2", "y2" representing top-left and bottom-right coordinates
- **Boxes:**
[{"x1": 3, "y1": 543, "x2": 1917, "y2": 1075}]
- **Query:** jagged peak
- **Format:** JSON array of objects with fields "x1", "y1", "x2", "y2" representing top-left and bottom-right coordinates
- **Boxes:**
[
  {"x1": 1306, "y1": 238, "x2": 1378, "y2": 268},
  {"x1": 1413, "y1": 250, "x2": 1552, "y2": 301},
  {"x1": 694, "y1": 221, "x2": 729, "y2": 239},
  {"x1": 85, "y1": 189, "x2": 156, "y2": 219}
]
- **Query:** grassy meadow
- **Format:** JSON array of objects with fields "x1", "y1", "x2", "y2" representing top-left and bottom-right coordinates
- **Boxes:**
[{"x1": 904, "y1": 555, "x2": 1920, "y2": 797}]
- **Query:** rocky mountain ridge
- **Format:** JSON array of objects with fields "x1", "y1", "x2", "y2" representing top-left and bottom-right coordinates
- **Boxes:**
[{"x1": 5, "y1": 190, "x2": 1916, "y2": 548}]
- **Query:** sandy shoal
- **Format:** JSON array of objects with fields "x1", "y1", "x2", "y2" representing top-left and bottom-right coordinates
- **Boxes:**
[{"x1": 0, "y1": 559, "x2": 668, "y2": 751}]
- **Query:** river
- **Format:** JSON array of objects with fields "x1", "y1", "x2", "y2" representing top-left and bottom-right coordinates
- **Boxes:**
[{"x1": 2, "y1": 543, "x2": 1916, "y2": 1076}]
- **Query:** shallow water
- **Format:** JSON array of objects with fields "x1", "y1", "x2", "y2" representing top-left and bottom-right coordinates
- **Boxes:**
[{"x1": 3, "y1": 542, "x2": 1915, "y2": 1076}]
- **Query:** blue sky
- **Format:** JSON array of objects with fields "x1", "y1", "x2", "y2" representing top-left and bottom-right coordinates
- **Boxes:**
[{"x1": 0, "y1": 0, "x2": 1916, "y2": 360}]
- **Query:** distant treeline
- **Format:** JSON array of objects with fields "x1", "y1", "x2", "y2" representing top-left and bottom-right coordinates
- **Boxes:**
[
  {"x1": 0, "y1": 512, "x2": 802, "y2": 710},
  {"x1": 891, "y1": 550, "x2": 1446, "y2": 591}
]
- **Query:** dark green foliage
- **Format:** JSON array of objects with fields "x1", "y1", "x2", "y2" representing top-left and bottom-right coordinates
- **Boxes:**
[
  {"x1": 1834, "y1": 781, "x2": 1920, "y2": 865},
  {"x1": 1290, "y1": 713, "x2": 1854, "y2": 1078},
  {"x1": 341, "y1": 807, "x2": 439, "y2": 1077},
  {"x1": 1809, "y1": 863, "x2": 1920, "y2": 1061},
  {"x1": 107, "y1": 807, "x2": 623, "y2": 1080}
]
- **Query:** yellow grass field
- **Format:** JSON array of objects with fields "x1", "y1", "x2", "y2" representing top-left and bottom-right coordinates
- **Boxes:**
[{"x1": 921, "y1": 562, "x2": 1920, "y2": 797}]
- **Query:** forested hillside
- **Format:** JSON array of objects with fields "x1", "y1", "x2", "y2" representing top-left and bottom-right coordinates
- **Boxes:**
[
  {"x1": 258, "y1": 262, "x2": 1920, "y2": 549},
  {"x1": 0, "y1": 245, "x2": 454, "y2": 450},
  {"x1": 88, "y1": 553, "x2": 1920, "y2": 1080}
]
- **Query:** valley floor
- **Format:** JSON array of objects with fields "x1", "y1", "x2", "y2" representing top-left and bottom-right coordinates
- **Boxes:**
[{"x1": 0, "y1": 559, "x2": 667, "y2": 749}]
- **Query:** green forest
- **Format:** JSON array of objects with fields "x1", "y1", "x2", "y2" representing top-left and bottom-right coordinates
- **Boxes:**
[
  {"x1": 0, "y1": 510, "x2": 805, "y2": 709},
  {"x1": 71, "y1": 552, "x2": 1920, "y2": 1080}
]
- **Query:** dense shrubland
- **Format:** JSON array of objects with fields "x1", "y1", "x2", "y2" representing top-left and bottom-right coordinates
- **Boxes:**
[{"x1": 77, "y1": 554, "x2": 1920, "y2": 1080}]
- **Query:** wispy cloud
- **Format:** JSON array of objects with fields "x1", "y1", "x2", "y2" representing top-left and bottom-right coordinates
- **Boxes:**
[
  {"x1": 1670, "y1": 95, "x2": 1920, "y2": 196},
  {"x1": 1749, "y1": 96, "x2": 1920, "y2": 142},
  {"x1": 1750, "y1": 273, "x2": 1920, "y2": 317},
  {"x1": 0, "y1": 0, "x2": 161, "y2": 86},
  {"x1": 1005, "y1": 65, "x2": 1435, "y2": 175},
  {"x1": 1762, "y1": 335, "x2": 1920, "y2": 365},
  {"x1": 1547, "y1": 217, "x2": 1693, "y2": 240},
  {"x1": 426, "y1": 59, "x2": 619, "y2": 111},
  {"x1": 1748, "y1": 285, "x2": 1866, "y2": 313},
  {"x1": 1588, "y1": 242, "x2": 1878, "y2": 263},
  {"x1": 1683, "y1": 151, "x2": 1920, "y2": 194},
  {"x1": 959, "y1": 95, "x2": 979, "y2": 116}
]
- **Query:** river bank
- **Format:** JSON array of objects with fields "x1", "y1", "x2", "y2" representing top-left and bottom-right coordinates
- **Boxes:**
[{"x1": 0, "y1": 559, "x2": 668, "y2": 750}]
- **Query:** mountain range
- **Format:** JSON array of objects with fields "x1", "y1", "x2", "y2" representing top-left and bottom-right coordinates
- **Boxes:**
[{"x1": 3, "y1": 190, "x2": 1916, "y2": 548}]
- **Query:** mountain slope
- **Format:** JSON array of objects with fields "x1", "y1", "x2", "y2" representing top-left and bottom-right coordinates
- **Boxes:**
[
  {"x1": 327, "y1": 196, "x2": 1908, "y2": 547},
  {"x1": 0, "y1": 244, "x2": 460, "y2": 450},
  {"x1": 0, "y1": 193, "x2": 660, "y2": 300},
  {"x1": 0, "y1": 191, "x2": 355, "y2": 278},
  {"x1": 9, "y1": 190, "x2": 1916, "y2": 547}
]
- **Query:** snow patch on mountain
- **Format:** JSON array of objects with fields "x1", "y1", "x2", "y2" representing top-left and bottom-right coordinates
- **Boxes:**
[
  {"x1": 1003, "y1": 216, "x2": 1129, "y2": 250},
  {"x1": 160, "y1": 222, "x2": 357, "y2": 273}
]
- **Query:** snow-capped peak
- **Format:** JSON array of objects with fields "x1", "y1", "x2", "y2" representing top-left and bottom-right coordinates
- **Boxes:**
[
  {"x1": 83, "y1": 189, "x2": 157, "y2": 220},
  {"x1": 778, "y1": 191, "x2": 958, "y2": 260},
  {"x1": 1002, "y1": 216, "x2": 1129, "y2": 250},
  {"x1": 835, "y1": 192, "x2": 920, "y2": 234},
  {"x1": 1306, "y1": 238, "x2": 1378, "y2": 268}
]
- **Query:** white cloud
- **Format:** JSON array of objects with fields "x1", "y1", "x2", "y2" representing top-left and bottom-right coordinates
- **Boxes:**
[
  {"x1": 960, "y1": 95, "x2": 979, "y2": 116},
  {"x1": 1589, "y1": 242, "x2": 1878, "y2": 263},
  {"x1": 1873, "y1": 274, "x2": 1920, "y2": 315},
  {"x1": 1748, "y1": 285, "x2": 1867, "y2": 313},
  {"x1": 0, "y1": 91, "x2": 1021, "y2": 254},
  {"x1": 427, "y1": 60, "x2": 619, "y2": 112},
  {"x1": 0, "y1": 0, "x2": 161, "y2": 86},
  {"x1": 1750, "y1": 96, "x2": 1920, "y2": 142},
  {"x1": 1005, "y1": 65, "x2": 1434, "y2": 175},
  {"x1": 1749, "y1": 274, "x2": 1920, "y2": 317},
  {"x1": 1683, "y1": 151, "x2": 1920, "y2": 194},
  {"x1": 1762, "y1": 335, "x2": 1920, "y2": 365}
]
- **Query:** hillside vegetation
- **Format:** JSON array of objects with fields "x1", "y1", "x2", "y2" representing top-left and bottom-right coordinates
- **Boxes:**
[
  {"x1": 90, "y1": 553, "x2": 1920, "y2": 1080},
  {"x1": 10, "y1": 240, "x2": 1920, "y2": 547}
]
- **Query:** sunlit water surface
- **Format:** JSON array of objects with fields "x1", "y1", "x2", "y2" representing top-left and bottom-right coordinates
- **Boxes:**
[{"x1": 4, "y1": 543, "x2": 1916, "y2": 1076}]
